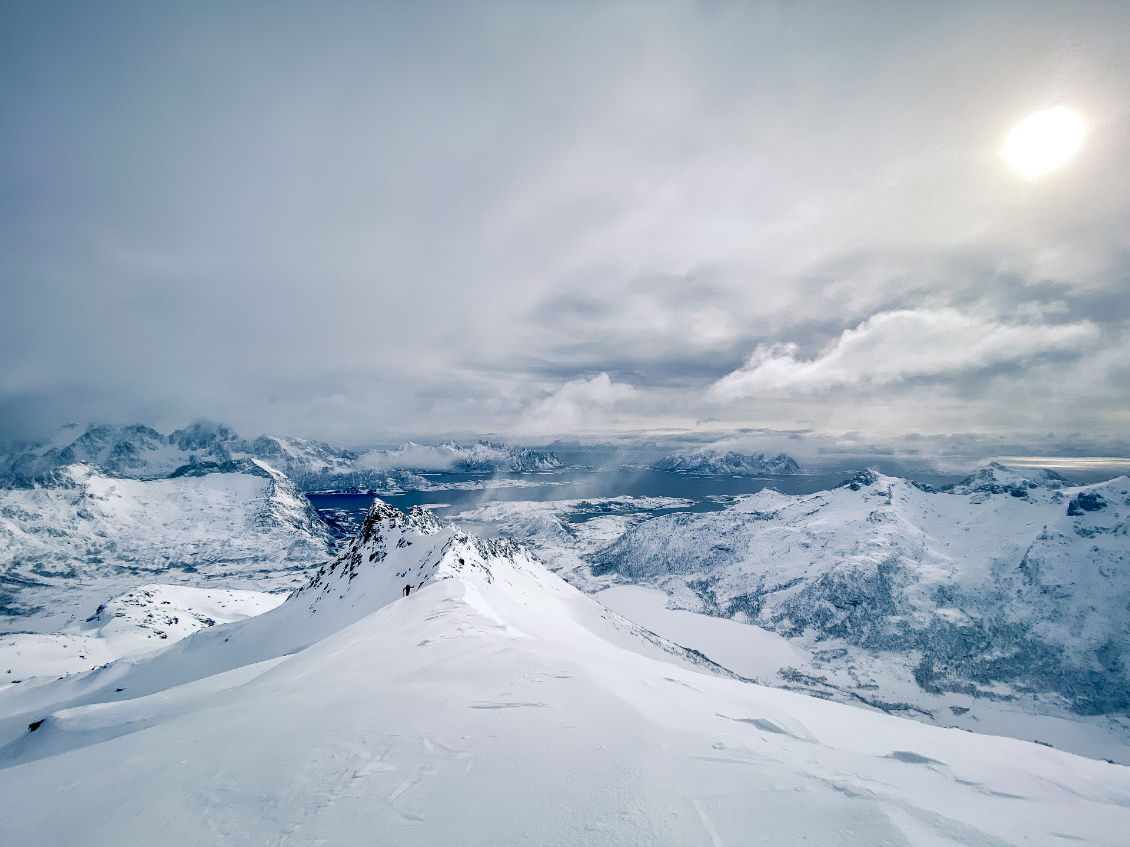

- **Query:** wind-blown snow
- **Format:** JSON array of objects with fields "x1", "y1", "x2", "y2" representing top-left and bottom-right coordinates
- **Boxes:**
[{"x1": 1, "y1": 501, "x2": 1128, "y2": 844}]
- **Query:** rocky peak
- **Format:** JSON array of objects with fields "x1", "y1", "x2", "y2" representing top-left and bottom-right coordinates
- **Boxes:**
[
  {"x1": 168, "y1": 420, "x2": 242, "y2": 452},
  {"x1": 840, "y1": 468, "x2": 881, "y2": 490}
]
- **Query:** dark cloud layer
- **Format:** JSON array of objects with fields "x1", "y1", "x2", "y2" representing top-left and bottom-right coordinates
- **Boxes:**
[{"x1": 2, "y1": 1, "x2": 1129, "y2": 453}]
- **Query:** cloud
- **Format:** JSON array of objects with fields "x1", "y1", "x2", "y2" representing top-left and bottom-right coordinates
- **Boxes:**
[
  {"x1": 518, "y1": 373, "x2": 637, "y2": 436},
  {"x1": 712, "y1": 309, "x2": 1100, "y2": 399},
  {"x1": 3, "y1": 3, "x2": 1130, "y2": 445}
]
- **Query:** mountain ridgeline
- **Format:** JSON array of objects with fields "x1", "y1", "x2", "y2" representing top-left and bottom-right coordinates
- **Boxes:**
[
  {"x1": 588, "y1": 464, "x2": 1130, "y2": 717},
  {"x1": 652, "y1": 450, "x2": 801, "y2": 475},
  {"x1": 1, "y1": 421, "x2": 561, "y2": 492}
]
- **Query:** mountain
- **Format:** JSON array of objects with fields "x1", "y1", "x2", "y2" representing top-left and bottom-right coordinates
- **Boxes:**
[
  {"x1": 653, "y1": 449, "x2": 801, "y2": 475},
  {"x1": 2, "y1": 500, "x2": 1127, "y2": 845},
  {"x1": 2, "y1": 420, "x2": 359, "y2": 488},
  {"x1": 0, "y1": 460, "x2": 335, "y2": 632},
  {"x1": 587, "y1": 465, "x2": 1130, "y2": 731},
  {"x1": 2, "y1": 423, "x2": 560, "y2": 492}
]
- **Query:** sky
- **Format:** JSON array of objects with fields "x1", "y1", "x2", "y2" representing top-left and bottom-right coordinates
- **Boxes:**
[{"x1": 2, "y1": 1, "x2": 1129, "y2": 459}]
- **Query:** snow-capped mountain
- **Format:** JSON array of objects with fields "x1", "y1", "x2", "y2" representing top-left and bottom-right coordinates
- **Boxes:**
[
  {"x1": 3, "y1": 422, "x2": 562, "y2": 492},
  {"x1": 0, "y1": 460, "x2": 335, "y2": 632},
  {"x1": 653, "y1": 449, "x2": 801, "y2": 475},
  {"x1": 586, "y1": 465, "x2": 1130, "y2": 738},
  {"x1": 2, "y1": 420, "x2": 359, "y2": 488},
  {"x1": 1, "y1": 500, "x2": 1127, "y2": 845}
]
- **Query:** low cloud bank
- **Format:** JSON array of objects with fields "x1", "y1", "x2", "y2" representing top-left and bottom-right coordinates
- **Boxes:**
[{"x1": 712, "y1": 309, "x2": 1099, "y2": 398}]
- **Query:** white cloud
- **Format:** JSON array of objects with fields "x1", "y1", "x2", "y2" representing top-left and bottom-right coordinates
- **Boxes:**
[
  {"x1": 712, "y1": 309, "x2": 1100, "y2": 399},
  {"x1": 518, "y1": 373, "x2": 637, "y2": 436}
]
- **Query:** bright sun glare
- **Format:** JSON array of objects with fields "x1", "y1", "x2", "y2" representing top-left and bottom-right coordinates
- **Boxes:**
[{"x1": 1005, "y1": 107, "x2": 1085, "y2": 177}]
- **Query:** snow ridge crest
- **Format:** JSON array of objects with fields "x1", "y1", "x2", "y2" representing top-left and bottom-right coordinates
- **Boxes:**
[{"x1": 295, "y1": 499, "x2": 530, "y2": 612}]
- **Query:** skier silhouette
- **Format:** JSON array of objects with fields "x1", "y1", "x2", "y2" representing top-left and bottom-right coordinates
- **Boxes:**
[{"x1": 403, "y1": 584, "x2": 411, "y2": 597}]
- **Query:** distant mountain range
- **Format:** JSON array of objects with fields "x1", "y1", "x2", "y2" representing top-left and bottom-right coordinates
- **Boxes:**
[
  {"x1": 652, "y1": 450, "x2": 801, "y2": 475},
  {"x1": 1, "y1": 421, "x2": 561, "y2": 492}
]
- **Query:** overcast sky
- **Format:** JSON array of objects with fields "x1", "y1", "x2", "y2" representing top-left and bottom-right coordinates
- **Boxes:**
[{"x1": 3, "y1": 1, "x2": 1129, "y2": 455}]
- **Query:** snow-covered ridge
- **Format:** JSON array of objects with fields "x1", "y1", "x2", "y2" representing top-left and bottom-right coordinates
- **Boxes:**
[
  {"x1": 652, "y1": 449, "x2": 801, "y2": 475},
  {"x1": 0, "y1": 461, "x2": 334, "y2": 632},
  {"x1": 588, "y1": 464, "x2": 1130, "y2": 724},
  {"x1": 2, "y1": 492, "x2": 1129, "y2": 844},
  {"x1": 295, "y1": 500, "x2": 529, "y2": 610}
]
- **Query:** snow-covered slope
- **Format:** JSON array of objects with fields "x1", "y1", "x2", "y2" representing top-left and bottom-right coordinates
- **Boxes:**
[
  {"x1": 0, "y1": 461, "x2": 334, "y2": 632},
  {"x1": 2, "y1": 500, "x2": 1129, "y2": 846},
  {"x1": 653, "y1": 449, "x2": 801, "y2": 475},
  {"x1": 587, "y1": 466, "x2": 1130, "y2": 745},
  {"x1": 1, "y1": 584, "x2": 283, "y2": 683}
]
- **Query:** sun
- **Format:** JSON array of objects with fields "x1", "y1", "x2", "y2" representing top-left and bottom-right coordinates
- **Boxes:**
[{"x1": 1005, "y1": 107, "x2": 1085, "y2": 177}]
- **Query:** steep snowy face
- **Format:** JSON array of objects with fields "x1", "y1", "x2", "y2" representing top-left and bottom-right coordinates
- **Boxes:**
[
  {"x1": 590, "y1": 468, "x2": 1130, "y2": 716},
  {"x1": 292, "y1": 500, "x2": 542, "y2": 624},
  {"x1": 0, "y1": 461, "x2": 335, "y2": 631},
  {"x1": 653, "y1": 450, "x2": 801, "y2": 475}
]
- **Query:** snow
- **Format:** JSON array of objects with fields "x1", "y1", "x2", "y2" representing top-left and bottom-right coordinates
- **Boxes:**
[
  {"x1": 596, "y1": 585, "x2": 811, "y2": 682},
  {"x1": 453, "y1": 495, "x2": 695, "y2": 587},
  {"x1": 447, "y1": 468, "x2": 1130, "y2": 763},
  {"x1": 0, "y1": 462, "x2": 333, "y2": 632},
  {"x1": 0, "y1": 584, "x2": 284, "y2": 684},
  {"x1": 2, "y1": 422, "x2": 360, "y2": 486},
  {"x1": 653, "y1": 449, "x2": 801, "y2": 475},
  {"x1": 1, "y1": 501, "x2": 1128, "y2": 845},
  {"x1": 583, "y1": 469, "x2": 1130, "y2": 752}
]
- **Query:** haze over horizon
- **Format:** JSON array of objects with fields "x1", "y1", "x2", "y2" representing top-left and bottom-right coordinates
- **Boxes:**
[{"x1": 3, "y1": 2, "x2": 1129, "y2": 460}]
